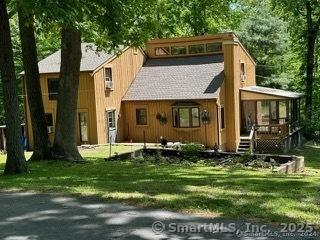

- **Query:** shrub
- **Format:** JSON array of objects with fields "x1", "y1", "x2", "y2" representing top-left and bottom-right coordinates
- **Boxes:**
[
  {"x1": 239, "y1": 151, "x2": 254, "y2": 163},
  {"x1": 181, "y1": 143, "x2": 204, "y2": 162}
]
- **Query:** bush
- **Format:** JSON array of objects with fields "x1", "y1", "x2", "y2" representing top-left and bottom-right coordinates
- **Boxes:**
[
  {"x1": 181, "y1": 143, "x2": 204, "y2": 162},
  {"x1": 239, "y1": 151, "x2": 254, "y2": 164}
]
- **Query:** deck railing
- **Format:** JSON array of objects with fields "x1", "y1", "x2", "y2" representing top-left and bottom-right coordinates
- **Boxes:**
[{"x1": 254, "y1": 122, "x2": 290, "y2": 139}]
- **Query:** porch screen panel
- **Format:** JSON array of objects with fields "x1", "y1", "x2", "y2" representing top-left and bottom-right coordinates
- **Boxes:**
[
  {"x1": 257, "y1": 101, "x2": 269, "y2": 125},
  {"x1": 279, "y1": 101, "x2": 287, "y2": 123}
]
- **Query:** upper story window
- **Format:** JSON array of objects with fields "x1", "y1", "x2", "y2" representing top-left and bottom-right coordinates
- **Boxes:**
[
  {"x1": 104, "y1": 67, "x2": 113, "y2": 89},
  {"x1": 47, "y1": 78, "x2": 59, "y2": 100},
  {"x1": 206, "y1": 42, "x2": 222, "y2": 53},
  {"x1": 155, "y1": 47, "x2": 170, "y2": 56},
  {"x1": 189, "y1": 44, "x2": 205, "y2": 54},
  {"x1": 172, "y1": 107, "x2": 200, "y2": 128},
  {"x1": 171, "y1": 46, "x2": 187, "y2": 55},
  {"x1": 136, "y1": 108, "x2": 148, "y2": 125},
  {"x1": 240, "y1": 62, "x2": 246, "y2": 82}
]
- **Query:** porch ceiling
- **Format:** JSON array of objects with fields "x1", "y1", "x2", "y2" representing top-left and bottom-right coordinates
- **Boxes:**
[{"x1": 240, "y1": 86, "x2": 303, "y2": 100}]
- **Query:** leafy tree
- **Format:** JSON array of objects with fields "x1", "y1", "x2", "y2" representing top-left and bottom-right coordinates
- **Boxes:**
[
  {"x1": 0, "y1": 0, "x2": 27, "y2": 174},
  {"x1": 237, "y1": 1, "x2": 290, "y2": 88},
  {"x1": 273, "y1": 0, "x2": 320, "y2": 121}
]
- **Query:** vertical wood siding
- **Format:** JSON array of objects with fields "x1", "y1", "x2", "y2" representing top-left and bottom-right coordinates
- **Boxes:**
[
  {"x1": 93, "y1": 48, "x2": 146, "y2": 144},
  {"x1": 25, "y1": 72, "x2": 97, "y2": 149},
  {"x1": 122, "y1": 100, "x2": 218, "y2": 146}
]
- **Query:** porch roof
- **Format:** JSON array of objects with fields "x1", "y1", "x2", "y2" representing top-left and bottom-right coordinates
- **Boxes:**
[
  {"x1": 122, "y1": 55, "x2": 224, "y2": 101},
  {"x1": 240, "y1": 86, "x2": 303, "y2": 99}
]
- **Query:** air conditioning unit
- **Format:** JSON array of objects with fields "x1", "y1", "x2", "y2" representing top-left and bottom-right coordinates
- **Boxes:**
[
  {"x1": 105, "y1": 80, "x2": 113, "y2": 89},
  {"x1": 47, "y1": 126, "x2": 54, "y2": 134},
  {"x1": 240, "y1": 74, "x2": 246, "y2": 82}
]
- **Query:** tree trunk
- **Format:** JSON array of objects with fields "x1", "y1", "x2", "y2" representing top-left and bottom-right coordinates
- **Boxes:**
[
  {"x1": 52, "y1": 25, "x2": 83, "y2": 161},
  {"x1": 0, "y1": 0, "x2": 27, "y2": 174},
  {"x1": 18, "y1": 7, "x2": 52, "y2": 161},
  {"x1": 304, "y1": 0, "x2": 319, "y2": 121}
]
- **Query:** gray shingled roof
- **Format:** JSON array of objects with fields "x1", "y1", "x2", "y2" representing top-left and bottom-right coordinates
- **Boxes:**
[
  {"x1": 36, "y1": 43, "x2": 118, "y2": 74},
  {"x1": 123, "y1": 55, "x2": 224, "y2": 101},
  {"x1": 241, "y1": 86, "x2": 303, "y2": 99}
]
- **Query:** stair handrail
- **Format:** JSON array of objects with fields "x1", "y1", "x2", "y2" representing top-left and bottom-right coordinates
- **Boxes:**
[{"x1": 249, "y1": 124, "x2": 256, "y2": 154}]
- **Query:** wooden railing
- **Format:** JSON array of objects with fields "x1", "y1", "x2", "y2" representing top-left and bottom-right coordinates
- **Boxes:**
[
  {"x1": 249, "y1": 125, "x2": 256, "y2": 154},
  {"x1": 255, "y1": 122, "x2": 290, "y2": 139}
]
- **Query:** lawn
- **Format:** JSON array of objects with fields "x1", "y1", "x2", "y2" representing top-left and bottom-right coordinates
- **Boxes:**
[{"x1": 0, "y1": 144, "x2": 319, "y2": 227}]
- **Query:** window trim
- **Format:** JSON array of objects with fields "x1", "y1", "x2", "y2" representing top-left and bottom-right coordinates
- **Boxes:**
[
  {"x1": 136, "y1": 108, "x2": 148, "y2": 126},
  {"x1": 172, "y1": 106, "x2": 200, "y2": 128}
]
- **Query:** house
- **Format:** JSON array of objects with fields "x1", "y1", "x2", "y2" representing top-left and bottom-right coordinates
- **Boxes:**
[{"x1": 23, "y1": 32, "x2": 303, "y2": 153}]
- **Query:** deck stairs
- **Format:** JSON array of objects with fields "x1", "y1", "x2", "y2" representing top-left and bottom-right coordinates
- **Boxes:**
[{"x1": 237, "y1": 137, "x2": 251, "y2": 153}]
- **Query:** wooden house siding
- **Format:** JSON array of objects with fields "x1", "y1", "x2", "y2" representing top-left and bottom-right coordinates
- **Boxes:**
[
  {"x1": 93, "y1": 48, "x2": 146, "y2": 144},
  {"x1": 220, "y1": 40, "x2": 256, "y2": 151},
  {"x1": 122, "y1": 100, "x2": 218, "y2": 146},
  {"x1": 24, "y1": 72, "x2": 98, "y2": 149}
]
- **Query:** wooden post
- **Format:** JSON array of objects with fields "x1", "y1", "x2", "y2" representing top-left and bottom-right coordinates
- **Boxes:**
[{"x1": 143, "y1": 130, "x2": 146, "y2": 149}]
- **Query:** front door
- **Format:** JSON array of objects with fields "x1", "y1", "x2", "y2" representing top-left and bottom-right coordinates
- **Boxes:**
[{"x1": 106, "y1": 110, "x2": 116, "y2": 143}]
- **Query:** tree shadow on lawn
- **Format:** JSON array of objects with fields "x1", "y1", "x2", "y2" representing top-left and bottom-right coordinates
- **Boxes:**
[{"x1": 1, "y1": 157, "x2": 319, "y2": 226}]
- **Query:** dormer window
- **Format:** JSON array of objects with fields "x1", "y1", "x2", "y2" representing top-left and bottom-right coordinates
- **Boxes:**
[
  {"x1": 104, "y1": 67, "x2": 113, "y2": 90},
  {"x1": 189, "y1": 44, "x2": 205, "y2": 54},
  {"x1": 155, "y1": 47, "x2": 170, "y2": 56},
  {"x1": 171, "y1": 46, "x2": 187, "y2": 55},
  {"x1": 206, "y1": 42, "x2": 222, "y2": 53}
]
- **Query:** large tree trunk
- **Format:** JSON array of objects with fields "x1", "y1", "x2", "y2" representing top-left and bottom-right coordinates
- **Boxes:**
[
  {"x1": 305, "y1": 1, "x2": 317, "y2": 121},
  {"x1": 52, "y1": 25, "x2": 83, "y2": 161},
  {"x1": 0, "y1": 0, "x2": 27, "y2": 174},
  {"x1": 18, "y1": 7, "x2": 52, "y2": 161}
]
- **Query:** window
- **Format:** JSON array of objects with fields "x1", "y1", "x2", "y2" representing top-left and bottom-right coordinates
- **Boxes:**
[
  {"x1": 240, "y1": 62, "x2": 246, "y2": 81},
  {"x1": 45, "y1": 113, "x2": 54, "y2": 133},
  {"x1": 155, "y1": 47, "x2": 170, "y2": 56},
  {"x1": 79, "y1": 112, "x2": 88, "y2": 142},
  {"x1": 108, "y1": 111, "x2": 116, "y2": 128},
  {"x1": 172, "y1": 107, "x2": 200, "y2": 128},
  {"x1": 136, "y1": 108, "x2": 147, "y2": 125},
  {"x1": 45, "y1": 113, "x2": 53, "y2": 127},
  {"x1": 188, "y1": 44, "x2": 205, "y2": 54},
  {"x1": 206, "y1": 42, "x2": 222, "y2": 53},
  {"x1": 221, "y1": 107, "x2": 225, "y2": 129},
  {"x1": 47, "y1": 78, "x2": 59, "y2": 100},
  {"x1": 171, "y1": 46, "x2": 187, "y2": 55},
  {"x1": 104, "y1": 68, "x2": 113, "y2": 89}
]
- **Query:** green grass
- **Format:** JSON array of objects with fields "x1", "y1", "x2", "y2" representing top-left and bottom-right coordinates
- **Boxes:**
[{"x1": 0, "y1": 144, "x2": 320, "y2": 227}]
